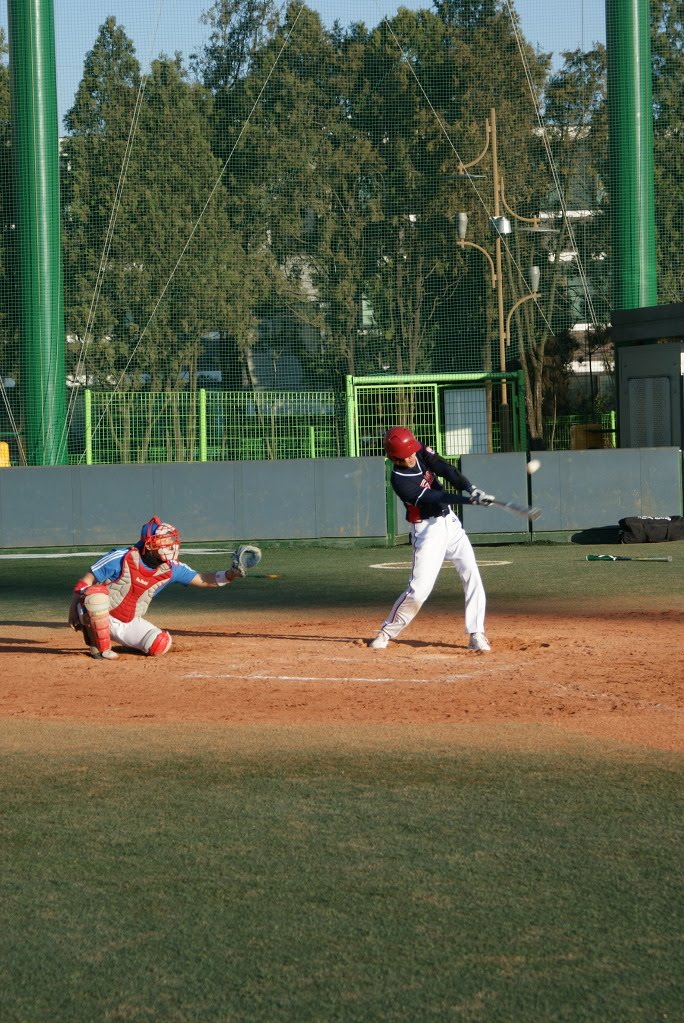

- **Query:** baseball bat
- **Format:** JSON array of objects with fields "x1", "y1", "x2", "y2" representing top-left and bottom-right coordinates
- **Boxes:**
[
  {"x1": 488, "y1": 498, "x2": 542, "y2": 522},
  {"x1": 586, "y1": 553, "x2": 672, "y2": 563}
]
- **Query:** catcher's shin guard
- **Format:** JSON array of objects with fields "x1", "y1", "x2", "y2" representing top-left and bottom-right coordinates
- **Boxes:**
[
  {"x1": 143, "y1": 629, "x2": 172, "y2": 657},
  {"x1": 81, "y1": 585, "x2": 117, "y2": 659}
]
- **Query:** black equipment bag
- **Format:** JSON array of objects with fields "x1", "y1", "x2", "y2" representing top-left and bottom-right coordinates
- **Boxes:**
[{"x1": 619, "y1": 515, "x2": 684, "y2": 543}]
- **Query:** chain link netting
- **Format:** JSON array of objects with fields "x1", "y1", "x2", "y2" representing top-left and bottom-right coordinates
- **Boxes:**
[{"x1": 0, "y1": 1, "x2": 679, "y2": 464}]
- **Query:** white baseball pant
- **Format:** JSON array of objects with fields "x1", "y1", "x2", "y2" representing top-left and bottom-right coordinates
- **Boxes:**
[
  {"x1": 109, "y1": 616, "x2": 165, "y2": 654},
  {"x1": 379, "y1": 510, "x2": 486, "y2": 639}
]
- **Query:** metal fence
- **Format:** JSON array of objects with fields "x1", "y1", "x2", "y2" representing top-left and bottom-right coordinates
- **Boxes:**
[
  {"x1": 77, "y1": 389, "x2": 344, "y2": 464},
  {"x1": 47, "y1": 385, "x2": 618, "y2": 466}
]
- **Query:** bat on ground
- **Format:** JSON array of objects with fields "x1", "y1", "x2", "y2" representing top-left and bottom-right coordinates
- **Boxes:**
[
  {"x1": 488, "y1": 498, "x2": 542, "y2": 522},
  {"x1": 586, "y1": 553, "x2": 672, "y2": 563}
]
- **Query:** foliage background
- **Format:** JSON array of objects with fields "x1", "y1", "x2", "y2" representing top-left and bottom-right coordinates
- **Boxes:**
[{"x1": 0, "y1": 0, "x2": 681, "y2": 457}]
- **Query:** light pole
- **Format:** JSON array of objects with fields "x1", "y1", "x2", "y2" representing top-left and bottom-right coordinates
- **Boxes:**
[
  {"x1": 505, "y1": 264, "x2": 541, "y2": 346},
  {"x1": 457, "y1": 107, "x2": 543, "y2": 451}
]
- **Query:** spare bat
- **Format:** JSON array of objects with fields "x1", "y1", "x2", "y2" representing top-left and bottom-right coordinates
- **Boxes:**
[
  {"x1": 488, "y1": 498, "x2": 542, "y2": 522},
  {"x1": 586, "y1": 553, "x2": 672, "y2": 563}
]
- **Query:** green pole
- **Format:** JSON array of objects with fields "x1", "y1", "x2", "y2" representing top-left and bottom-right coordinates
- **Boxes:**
[
  {"x1": 199, "y1": 388, "x2": 207, "y2": 461},
  {"x1": 605, "y1": 0, "x2": 657, "y2": 310},
  {"x1": 385, "y1": 458, "x2": 396, "y2": 547},
  {"x1": 8, "y1": 0, "x2": 67, "y2": 465},
  {"x1": 345, "y1": 376, "x2": 357, "y2": 456},
  {"x1": 84, "y1": 388, "x2": 92, "y2": 464}
]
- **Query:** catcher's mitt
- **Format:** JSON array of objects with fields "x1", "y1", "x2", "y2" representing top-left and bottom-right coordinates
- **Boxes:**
[{"x1": 231, "y1": 544, "x2": 262, "y2": 577}]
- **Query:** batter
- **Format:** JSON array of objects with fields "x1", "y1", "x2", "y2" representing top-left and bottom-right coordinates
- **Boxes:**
[{"x1": 369, "y1": 427, "x2": 494, "y2": 652}]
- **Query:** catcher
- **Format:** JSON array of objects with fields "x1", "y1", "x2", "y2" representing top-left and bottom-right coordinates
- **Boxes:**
[{"x1": 68, "y1": 516, "x2": 261, "y2": 660}]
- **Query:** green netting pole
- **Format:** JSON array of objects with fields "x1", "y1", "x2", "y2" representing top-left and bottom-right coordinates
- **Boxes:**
[
  {"x1": 199, "y1": 389, "x2": 207, "y2": 461},
  {"x1": 433, "y1": 384, "x2": 443, "y2": 451},
  {"x1": 8, "y1": 0, "x2": 68, "y2": 465},
  {"x1": 385, "y1": 458, "x2": 396, "y2": 546},
  {"x1": 308, "y1": 425, "x2": 316, "y2": 459},
  {"x1": 345, "y1": 376, "x2": 357, "y2": 456},
  {"x1": 606, "y1": 0, "x2": 657, "y2": 310},
  {"x1": 84, "y1": 388, "x2": 92, "y2": 465}
]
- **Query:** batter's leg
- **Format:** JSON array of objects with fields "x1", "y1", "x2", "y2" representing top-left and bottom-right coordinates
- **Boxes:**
[
  {"x1": 373, "y1": 520, "x2": 447, "y2": 643},
  {"x1": 446, "y1": 522, "x2": 486, "y2": 636}
]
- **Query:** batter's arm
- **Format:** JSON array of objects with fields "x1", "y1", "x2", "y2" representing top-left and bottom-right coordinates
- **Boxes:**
[
  {"x1": 422, "y1": 448, "x2": 474, "y2": 491},
  {"x1": 414, "y1": 488, "x2": 471, "y2": 511}
]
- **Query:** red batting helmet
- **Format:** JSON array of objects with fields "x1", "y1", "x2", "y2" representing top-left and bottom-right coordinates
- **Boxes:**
[
  {"x1": 383, "y1": 427, "x2": 421, "y2": 460},
  {"x1": 140, "y1": 516, "x2": 180, "y2": 563}
]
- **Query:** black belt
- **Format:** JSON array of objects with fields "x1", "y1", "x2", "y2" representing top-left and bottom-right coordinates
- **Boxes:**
[{"x1": 423, "y1": 507, "x2": 450, "y2": 521}]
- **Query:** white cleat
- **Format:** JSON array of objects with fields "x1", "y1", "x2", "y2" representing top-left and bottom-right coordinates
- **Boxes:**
[
  {"x1": 368, "y1": 631, "x2": 390, "y2": 650},
  {"x1": 89, "y1": 646, "x2": 119, "y2": 660},
  {"x1": 467, "y1": 632, "x2": 491, "y2": 652}
]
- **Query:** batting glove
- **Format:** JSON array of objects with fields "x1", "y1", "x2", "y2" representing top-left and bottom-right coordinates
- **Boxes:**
[{"x1": 469, "y1": 487, "x2": 495, "y2": 506}]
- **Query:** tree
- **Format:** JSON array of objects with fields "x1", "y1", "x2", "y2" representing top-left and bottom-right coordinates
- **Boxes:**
[
  {"x1": 196, "y1": 0, "x2": 312, "y2": 404},
  {"x1": 0, "y1": 30, "x2": 20, "y2": 460},
  {"x1": 651, "y1": 0, "x2": 684, "y2": 303},
  {"x1": 63, "y1": 21, "x2": 243, "y2": 460},
  {"x1": 192, "y1": 0, "x2": 280, "y2": 92},
  {"x1": 507, "y1": 45, "x2": 609, "y2": 443}
]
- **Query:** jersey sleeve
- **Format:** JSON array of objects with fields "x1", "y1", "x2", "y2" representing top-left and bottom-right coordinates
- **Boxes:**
[
  {"x1": 90, "y1": 549, "x2": 126, "y2": 584},
  {"x1": 415, "y1": 488, "x2": 471, "y2": 510},
  {"x1": 170, "y1": 561, "x2": 200, "y2": 586},
  {"x1": 422, "y1": 446, "x2": 473, "y2": 492},
  {"x1": 391, "y1": 470, "x2": 423, "y2": 505},
  {"x1": 391, "y1": 464, "x2": 470, "y2": 512}
]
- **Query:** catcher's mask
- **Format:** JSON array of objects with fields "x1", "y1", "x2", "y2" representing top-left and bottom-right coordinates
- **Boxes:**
[
  {"x1": 383, "y1": 427, "x2": 421, "y2": 461},
  {"x1": 140, "y1": 516, "x2": 180, "y2": 563}
]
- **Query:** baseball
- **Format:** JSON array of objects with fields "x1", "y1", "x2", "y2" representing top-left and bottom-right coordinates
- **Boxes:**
[{"x1": 527, "y1": 458, "x2": 541, "y2": 475}]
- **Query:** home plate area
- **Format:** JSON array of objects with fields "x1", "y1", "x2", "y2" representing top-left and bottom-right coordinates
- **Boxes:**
[{"x1": 0, "y1": 607, "x2": 680, "y2": 752}]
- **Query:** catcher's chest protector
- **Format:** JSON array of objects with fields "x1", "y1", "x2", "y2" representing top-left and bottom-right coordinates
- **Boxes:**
[{"x1": 107, "y1": 549, "x2": 173, "y2": 622}]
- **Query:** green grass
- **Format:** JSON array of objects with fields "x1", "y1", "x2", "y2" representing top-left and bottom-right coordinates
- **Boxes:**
[
  {"x1": 1, "y1": 540, "x2": 682, "y2": 621},
  {"x1": 1, "y1": 543, "x2": 682, "y2": 1021},
  {"x1": 0, "y1": 735, "x2": 681, "y2": 1023}
]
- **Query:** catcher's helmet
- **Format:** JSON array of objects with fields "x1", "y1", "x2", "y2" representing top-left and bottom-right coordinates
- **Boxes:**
[
  {"x1": 140, "y1": 516, "x2": 180, "y2": 563},
  {"x1": 383, "y1": 427, "x2": 421, "y2": 460}
]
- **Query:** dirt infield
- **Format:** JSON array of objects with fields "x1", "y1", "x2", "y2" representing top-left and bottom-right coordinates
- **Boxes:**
[{"x1": 1, "y1": 607, "x2": 681, "y2": 752}]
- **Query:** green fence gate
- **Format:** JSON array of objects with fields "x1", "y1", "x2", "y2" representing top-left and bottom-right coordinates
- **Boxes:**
[{"x1": 345, "y1": 372, "x2": 527, "y2": 458}]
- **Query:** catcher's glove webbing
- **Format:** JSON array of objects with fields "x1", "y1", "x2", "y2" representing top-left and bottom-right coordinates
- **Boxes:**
[{"x1": 231, "y1": 544, "x2": 262, "y2": 577}]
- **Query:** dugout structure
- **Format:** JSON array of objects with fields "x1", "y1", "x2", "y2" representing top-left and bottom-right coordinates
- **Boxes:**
[
  {"x1": 345, "y1": 372, "x2": 527, "y2": 459},
  {"x1": 613, "y1": 303, "x2": 684, "y2": 449}
]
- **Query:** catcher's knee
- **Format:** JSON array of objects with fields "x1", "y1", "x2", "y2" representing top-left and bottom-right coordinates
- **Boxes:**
[
  {"x1": 81, "y1": 584, "x2": 113, "y2": 655},
  {"x1": 143, "y1": 629, "x2": 172, "y2": 656}
]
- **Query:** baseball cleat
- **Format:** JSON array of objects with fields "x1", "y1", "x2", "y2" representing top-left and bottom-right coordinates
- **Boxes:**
[
  {"x1": 368, "y1": 631, "x2": 390, "y2": 650},
  {"x1": 89, "y1": 646, "x2": 119, "y2": 660},
  {"x1": 467, "y1": 632, "x2": 491, "y2": 652}
]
